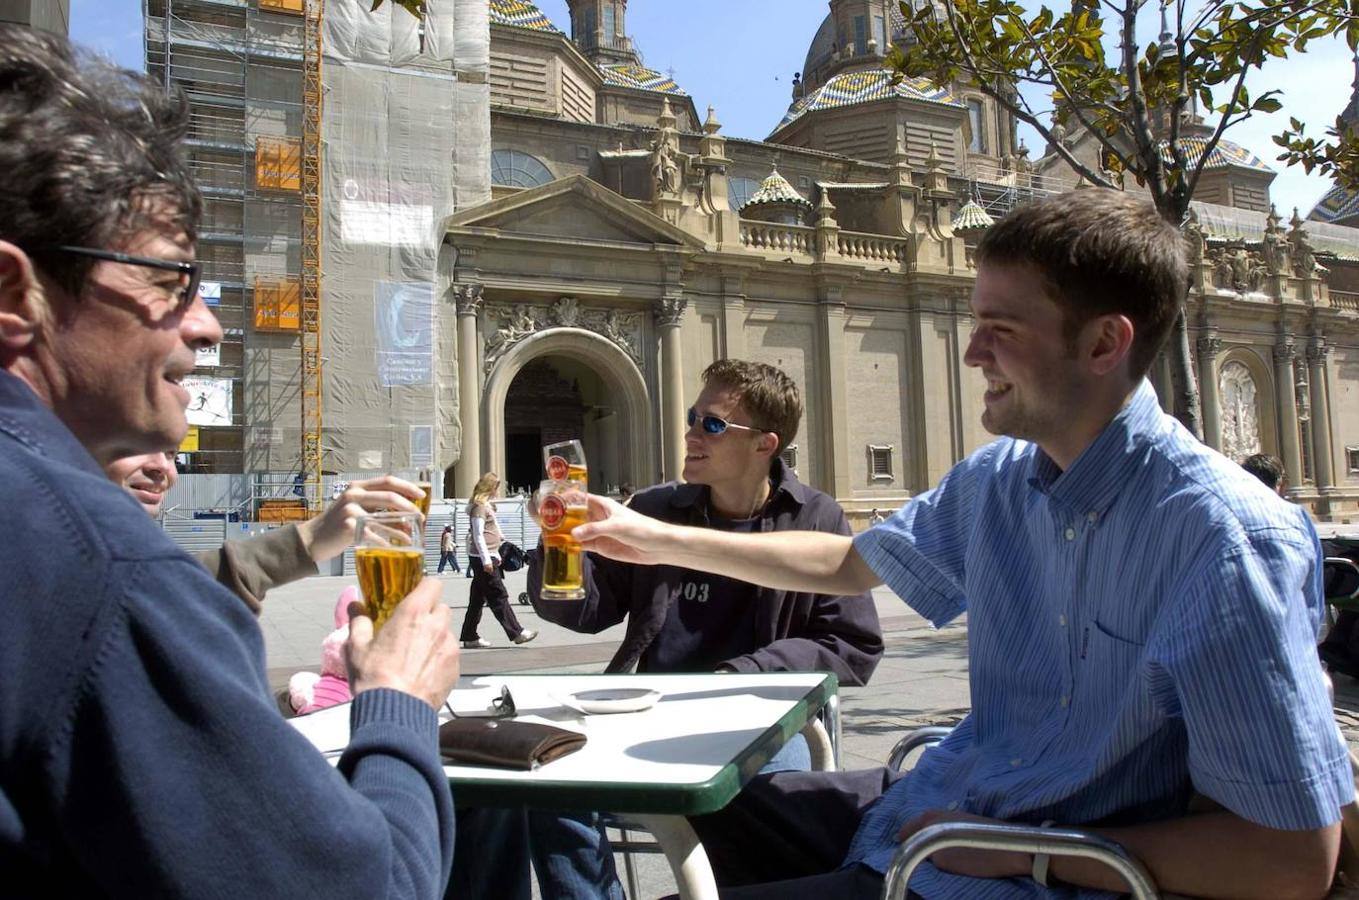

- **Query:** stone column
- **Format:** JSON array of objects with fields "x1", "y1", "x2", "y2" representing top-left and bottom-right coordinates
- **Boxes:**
[
  {"x1": 655, "y1": 295, "x2": 688, "y2": 481},
  {"x1": 1196, "y1": 332, "x2": 1223, "y2": 451},
  {"x1": 720, "y1": 271, "x2": 746, "y2": 359},
  {"x1": 1308, "y1": 336, "x2": 1334, "y2": 491},
  {"x1": 817, "y1": 284, "x2": 852, "y2": 499},
  {"x1": 1274, "y1": 338, "x2": 1303, "y2": 490},
  {"x1": 454, "y1": 284, "x2": 483, "y2": 497}
]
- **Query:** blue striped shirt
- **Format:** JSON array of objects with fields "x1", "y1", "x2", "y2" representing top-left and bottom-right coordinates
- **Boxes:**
[{"x1": 849, "y1": 380, "x2": 1351, "y2": 898}]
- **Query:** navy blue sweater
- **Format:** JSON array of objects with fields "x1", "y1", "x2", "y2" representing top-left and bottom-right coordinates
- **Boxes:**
[{"x1": 0, "y1": 370, "x2": 454, "y2": 897}]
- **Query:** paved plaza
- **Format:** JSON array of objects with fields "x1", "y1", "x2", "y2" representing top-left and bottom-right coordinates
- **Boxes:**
[{"x1": 260, "y1": 570, "x2": 1359, "y2": 898}]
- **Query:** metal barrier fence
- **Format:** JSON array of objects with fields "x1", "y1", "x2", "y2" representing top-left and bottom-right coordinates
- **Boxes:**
[{"x1": 162, "y1": 493, "x2": 542, "y2": 578}]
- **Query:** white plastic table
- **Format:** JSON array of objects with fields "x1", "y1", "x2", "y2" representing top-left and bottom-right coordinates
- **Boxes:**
[{"x1": 290, "y1": 671, "x2": 838, "y2": 900}]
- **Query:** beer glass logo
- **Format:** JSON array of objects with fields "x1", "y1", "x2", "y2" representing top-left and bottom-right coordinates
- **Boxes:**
[
  {"x1": 546, "y1": 455, "x2": 570, "y2": 482},
  {"x1": 540, "y1": 493, "x2": 567, "y2": 530}
]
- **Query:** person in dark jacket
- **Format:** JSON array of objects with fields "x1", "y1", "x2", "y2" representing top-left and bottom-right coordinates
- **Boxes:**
[{"x1": 523, "y1": 359, "x2": 883, "y2": 899}]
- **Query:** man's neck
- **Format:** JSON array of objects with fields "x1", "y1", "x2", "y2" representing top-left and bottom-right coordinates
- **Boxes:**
[
  {"x1": 706, "y1": 472, "x2": 772, "y2": 520},
  {"x1": 1040, "y1": 381, "x2": 1141, "y2": 472}
]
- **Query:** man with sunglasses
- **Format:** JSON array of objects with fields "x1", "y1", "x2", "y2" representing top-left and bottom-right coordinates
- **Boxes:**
[
  {"x1": 523, "y1": 358, "x2": 883, "y2": 899},
  {"x1": 0, "y1": 27, "x2": 465, "y2": 897}
]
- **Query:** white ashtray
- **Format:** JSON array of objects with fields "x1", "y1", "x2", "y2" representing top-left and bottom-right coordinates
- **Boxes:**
[{"x1": 557, "y1": 688, "x2": 662, "y2": 715}]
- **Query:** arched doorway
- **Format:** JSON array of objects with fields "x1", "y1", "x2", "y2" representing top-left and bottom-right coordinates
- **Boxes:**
[{"x1": 484, "y1": 327, "x2": 654, "y2": 495}]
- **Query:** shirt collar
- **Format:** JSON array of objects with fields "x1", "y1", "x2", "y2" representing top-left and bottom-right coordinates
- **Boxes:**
[
  {"x1": 0, "y1": 368, "x2": 105, "y2": 477},
  {"x1": 670, "y1": 456, "x2": 809, "y2": 513},
  {"x1": 1026, "y1": 379, "x2": 1168, "y2": 517}
]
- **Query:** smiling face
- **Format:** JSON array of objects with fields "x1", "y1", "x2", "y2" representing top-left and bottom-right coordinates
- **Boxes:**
[
  {"x1": 106, "y1": 450, "x2": 179, "y2": 517},
  {"x1": 963, "y1": 262, "x2": 1094, "y2": 457},
  {"x1": 36, "y1": 208, "x2": 222, "y2": 465},
  {"x1": 682, "y1": 384, "x2": 772, "y2": 492}
]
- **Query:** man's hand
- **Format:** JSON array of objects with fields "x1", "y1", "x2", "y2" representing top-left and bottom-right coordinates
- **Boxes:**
[
  {"x1": 895, "y1": 810, "x2": 1031, "y2": 880},
  {"x1": 572, "y1": 494, "x2": 671, "y2": 565},
  {"x1": 297, "y1": 475, "x2": 425, "y2": 563},
  {"x1": 345, "y1": 577, "x2": 460, "y2": 710}
]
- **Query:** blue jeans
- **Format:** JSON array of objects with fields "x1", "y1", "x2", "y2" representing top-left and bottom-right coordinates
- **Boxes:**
[{"x1": 528, "y1": 734, "x2": 811, "y2": 899}]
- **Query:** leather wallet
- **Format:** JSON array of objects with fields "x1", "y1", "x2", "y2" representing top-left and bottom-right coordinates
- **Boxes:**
[{"x1": 438, "y1": 718, "x2": 586, "y2": 770}]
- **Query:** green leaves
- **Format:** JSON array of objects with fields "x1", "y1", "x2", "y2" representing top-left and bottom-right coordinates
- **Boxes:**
[{"x1": 887, "y1": 0, "x2": 1359, "y2": 216}]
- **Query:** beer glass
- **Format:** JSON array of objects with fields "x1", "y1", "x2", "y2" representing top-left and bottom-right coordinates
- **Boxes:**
[
  {"x1": 543, "y1": 439, "x2": 588, "y2": 487},
  {"x1": 354, "y1": 511, "x2": 424, "y2": 632},
  {"x1": 402, "y1": 468, "x2": 433, "y2": 517},
  {"x1": 538, "y1": 478, "x2": 587, "y2": 600}
]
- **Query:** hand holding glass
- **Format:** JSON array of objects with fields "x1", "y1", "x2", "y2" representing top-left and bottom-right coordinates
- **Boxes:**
[{"x1": 354, "y1": 511, "x2": 424, "y2": 632}]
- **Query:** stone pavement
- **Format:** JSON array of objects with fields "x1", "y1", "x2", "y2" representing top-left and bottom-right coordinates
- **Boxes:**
[{"x1": 259, "y1": 570, "x2": 1358, "y2": 898}]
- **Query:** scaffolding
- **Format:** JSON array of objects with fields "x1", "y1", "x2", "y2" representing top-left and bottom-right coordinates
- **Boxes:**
[
  {"x1": 301, "y1": 0, "x2": 324, "y2": 510},
  {"x1": 145, "y1": 0, "x2": 308, "y2": 477}
]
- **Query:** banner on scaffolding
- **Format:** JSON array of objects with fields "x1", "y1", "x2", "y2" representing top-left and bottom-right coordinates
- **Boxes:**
[{"x1": 374, "y1": 281, "x2": 433, "y2": 387}]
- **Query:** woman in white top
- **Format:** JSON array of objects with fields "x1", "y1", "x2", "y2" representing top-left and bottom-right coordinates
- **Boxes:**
[{"x1": 460, "y1": 472, "x2": 536, "y2": 649}]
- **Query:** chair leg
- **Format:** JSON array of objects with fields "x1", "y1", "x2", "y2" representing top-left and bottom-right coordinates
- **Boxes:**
[{"x1": 619, "y1": 826, "x2": 642, "y2": 899}]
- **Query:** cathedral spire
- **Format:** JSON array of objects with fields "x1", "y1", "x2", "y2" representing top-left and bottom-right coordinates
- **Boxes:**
[
  {"x1": 565, "y1": 0, "x2": 637, "y2": 66},
  {"x1": 1344, "y1": 49, "x2": 1359, "y2": 131}
]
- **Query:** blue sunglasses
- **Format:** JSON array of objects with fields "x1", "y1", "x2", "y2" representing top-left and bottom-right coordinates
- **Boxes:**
[{"x1": 687, "y1": 407, "x2": 765, "y2": 436}]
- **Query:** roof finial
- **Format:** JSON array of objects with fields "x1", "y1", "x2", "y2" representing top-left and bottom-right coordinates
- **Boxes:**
[
  {"x1": 925, "y1": 138, "x2": 943, "y2": 171},
  {"x1": 1157, "y1": 3, "x2": 1175, "y2": 60}
]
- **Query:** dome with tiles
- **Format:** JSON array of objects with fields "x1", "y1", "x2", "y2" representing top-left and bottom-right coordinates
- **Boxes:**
[
  {"x1": 776, "y1": 68, "x2": 959, "y2": 132},
  {"x1": 489, "y1": 0, "x2": 562, "y2": 33}
]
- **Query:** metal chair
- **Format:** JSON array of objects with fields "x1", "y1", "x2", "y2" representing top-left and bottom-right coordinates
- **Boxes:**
[{"x1": 880, "y1": 725, "x2": 1359, "y2": 900}]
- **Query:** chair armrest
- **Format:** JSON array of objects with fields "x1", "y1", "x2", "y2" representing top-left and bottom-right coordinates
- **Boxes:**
[
  {"x1": 882, "y1": 821, "x2": 1160, "y2": 900},
  {"x1": 887, "y1": 726, "x2": 954, "y2": 772}
]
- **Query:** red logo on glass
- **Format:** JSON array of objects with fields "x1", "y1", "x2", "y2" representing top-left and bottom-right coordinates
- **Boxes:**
[
  {"x1": 540, "y1": 494, "x2": 566, "y2": 530},
  {"x1": 546, "y1": 455, "x2": 569, "y2": 481}
]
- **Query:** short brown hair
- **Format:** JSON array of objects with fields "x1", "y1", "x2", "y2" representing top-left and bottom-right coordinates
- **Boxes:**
[
  {"x1": 700, "y1": 359, "x2": 802, "y2": 455},
  {"x1": 976, "y1": 189, "x2": 1187, "y2": 377}
]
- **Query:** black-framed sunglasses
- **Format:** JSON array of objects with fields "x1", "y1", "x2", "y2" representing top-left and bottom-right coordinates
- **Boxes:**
[
  {"x1": 52, "y1": 245, "x2": 202, "y2": 309},
  {"x1": 687, "y1": 407, "x2": 764, "y2": 436},
  {"x1": 445, "y1": 684, "x2": 517, "y2": 720}
]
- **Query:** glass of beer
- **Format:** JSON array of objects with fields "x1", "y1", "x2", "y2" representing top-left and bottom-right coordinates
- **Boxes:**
[
  {"x1": 538, "y1": 478, "x2": 587, "y2": 600},
  {"x1": 354, "y1": 511, "x2": 424, "y2": 632},
  {"x1": 543, "y1": 439, "x2": 588, "y2": 487},
  {"x1": 403, "y1": 468, "x2": 433, "y2": 517}
]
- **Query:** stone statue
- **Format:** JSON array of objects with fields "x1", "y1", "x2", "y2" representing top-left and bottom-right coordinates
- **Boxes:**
[
  {"x1": 651, "y1": 140, "x2": 680, "y2": 195},
  {"x1": 1183, "y1": 209, "x2": 1205, "y2": 266},
  {"x1": 1220, "y1": 361, "x2": 1261, "y2": 461},
  {"x1": 552, "y1": 296, "x2": 580, "y2": 327}
]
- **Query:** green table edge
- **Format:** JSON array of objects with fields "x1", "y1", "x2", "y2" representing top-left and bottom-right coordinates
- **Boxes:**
[{"x1": 447, "y1": 671, "x2": 839, "y2": 816}]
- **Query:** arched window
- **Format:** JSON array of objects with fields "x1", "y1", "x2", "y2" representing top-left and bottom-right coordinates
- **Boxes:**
[
  {"x1": 729, "y1": 176, "x2": 760, "y2": 212},
  {"x1": 490, "y1": 149, "x2": 554, "y2": 189}
]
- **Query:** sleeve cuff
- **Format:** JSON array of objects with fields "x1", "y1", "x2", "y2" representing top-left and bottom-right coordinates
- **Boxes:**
[
  {"x1": 1193, "y1": 751, "x2": 1354, "y2": 830},
  {"x1": 853, "y1": 529, "x2": 965, "y2": 627}
]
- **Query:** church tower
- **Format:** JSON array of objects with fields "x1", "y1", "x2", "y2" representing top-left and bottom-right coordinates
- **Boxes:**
[{"x1": 565, "y1": 0, "x2": 637, "y2": 67}]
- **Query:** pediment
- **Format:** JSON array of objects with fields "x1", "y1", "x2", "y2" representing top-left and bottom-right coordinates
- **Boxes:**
[{"x1": 444, "y1": 174, "x2": 704, "y2": 249}]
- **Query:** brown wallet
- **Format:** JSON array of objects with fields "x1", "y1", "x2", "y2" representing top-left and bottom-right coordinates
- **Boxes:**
[{"x1": 438, "y1": 718, "x2": 587, "y2": 771}]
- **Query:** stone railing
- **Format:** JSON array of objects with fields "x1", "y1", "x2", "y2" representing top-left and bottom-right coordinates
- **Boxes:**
[
  {"x1": 739, "y1": 221, "x2": 815, "y2": 256},
  {"x1": 838, "y1": 230, "x2": 911, "y2": 265},
  {"x1": 1331, "y1": 290, "x2": 1359, "y2": 313}
]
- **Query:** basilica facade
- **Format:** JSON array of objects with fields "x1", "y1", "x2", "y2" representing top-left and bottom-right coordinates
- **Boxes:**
[{"x1": 448, "y1": 0, "x2": 1359, "y2": 521}]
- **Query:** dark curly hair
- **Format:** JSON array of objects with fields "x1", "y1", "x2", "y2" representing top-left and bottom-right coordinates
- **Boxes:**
[{"x1": 0, "y1": 24, "x2": 201, "y2": 297}]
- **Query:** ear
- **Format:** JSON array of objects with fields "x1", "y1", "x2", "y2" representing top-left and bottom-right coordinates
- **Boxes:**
[
  {"x1": 1083, "y1": 313, "x2": 1135, "y2": 378},
  {"x1": 0, "y1": 241, "x2": 48, "y2": 355},
  {"x1": 756, "y1": 431, "x2": 780, "y2": 458}
]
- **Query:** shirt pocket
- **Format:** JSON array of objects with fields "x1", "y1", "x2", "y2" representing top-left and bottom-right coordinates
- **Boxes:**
[{"x1": 1078, "y1": 620, "x2": 1149, "y2": 710}]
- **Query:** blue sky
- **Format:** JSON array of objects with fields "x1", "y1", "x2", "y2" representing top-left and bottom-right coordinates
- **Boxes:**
[{"x1": 72, "y1": 0, "x2": 1354, "y2": 215}]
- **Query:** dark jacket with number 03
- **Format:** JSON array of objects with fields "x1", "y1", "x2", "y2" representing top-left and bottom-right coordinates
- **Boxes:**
[{"x1": 527, "y1": 459, "x2": 883, "y2": 685}]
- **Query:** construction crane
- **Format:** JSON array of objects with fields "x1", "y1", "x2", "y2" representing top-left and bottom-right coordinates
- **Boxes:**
[{"x1": 300, "y1": 0, "x2": 324, "y2": 512}]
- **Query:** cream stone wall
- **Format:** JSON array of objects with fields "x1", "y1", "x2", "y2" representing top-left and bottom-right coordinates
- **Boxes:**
[{"x1": 844, "y1": 317, "x2": 913, "y2": 495}]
